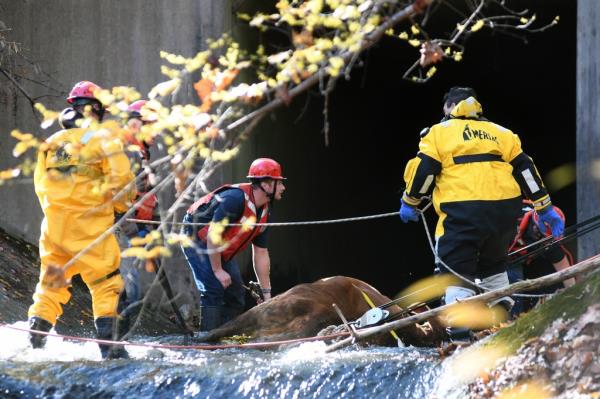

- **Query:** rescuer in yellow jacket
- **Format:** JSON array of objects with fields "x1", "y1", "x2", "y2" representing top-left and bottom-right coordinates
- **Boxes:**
[
  {"x1": 399, "y1": 87, "x2": 564, "y2": 339},
  {"x1": 28, "y1": 81, "x2": 135, "y2": 359}
]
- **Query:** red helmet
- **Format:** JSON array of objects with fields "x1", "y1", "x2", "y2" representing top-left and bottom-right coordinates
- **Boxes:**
[
  {"x1": 247, "y1": 158, "x2": 286, "y2": 180},
  {"x1": 127, "y1": 100, "x2": 147, "y2": 116},
  {"x1": 533, "y1": 205, "x2": 566, "y2": 236},
  {"x1": 67, "y1": 81, "x2": 101, "y2": 104}
]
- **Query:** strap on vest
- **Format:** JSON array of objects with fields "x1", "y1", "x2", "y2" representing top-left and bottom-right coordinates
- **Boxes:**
[
  {"x1": 47, "y1": 164, "x2": 104, "y2": 179},
  {"x1": 89, "y1": 268, "x2": 121, "y2": 286},
  {"x1": 453, "y1": 153, "x2": 503, "y2": 164}
]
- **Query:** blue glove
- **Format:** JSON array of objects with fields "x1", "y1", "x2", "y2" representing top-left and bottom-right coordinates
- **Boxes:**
[
  {"x1": 400, "y1": 199, "x2": 419, "y2": 223},
  {"x1": 535, "y1": 206, "x2": 564, "y2": 238}
]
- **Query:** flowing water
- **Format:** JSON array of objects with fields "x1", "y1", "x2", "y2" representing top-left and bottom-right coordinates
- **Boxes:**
[{"x1": 0, "y1": 322, "x2": 468, "y2": 398}]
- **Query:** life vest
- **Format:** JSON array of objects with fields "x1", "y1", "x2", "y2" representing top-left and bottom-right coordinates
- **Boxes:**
[
  {"x1": 509, "y1": 202, "x2": 573, "y2": 265},
  {"x1": 187, "y1": 183, "x2": 268, "y2": 261}
]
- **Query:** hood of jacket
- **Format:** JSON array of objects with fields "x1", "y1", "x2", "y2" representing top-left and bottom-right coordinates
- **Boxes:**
[{"x1": 449, "y1": 96, "x2": 483, "y2": 119}]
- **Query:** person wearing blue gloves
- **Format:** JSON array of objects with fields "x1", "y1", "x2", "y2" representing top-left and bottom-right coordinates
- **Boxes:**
[
  {"x1": 507, "y1": 200, "x2": 574, "y2": 317},
  {"x1": 399, "y1": 87, "x2": 564, "y2": 339}
]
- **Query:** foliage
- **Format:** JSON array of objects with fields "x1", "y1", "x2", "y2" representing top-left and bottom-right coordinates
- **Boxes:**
[{"x1": 1, "y1": 0, "x2": 557, "y2": 259}]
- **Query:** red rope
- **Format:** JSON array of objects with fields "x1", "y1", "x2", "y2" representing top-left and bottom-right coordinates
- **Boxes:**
[{"x1": 1, "y1": 323, "x2": 350, "y2": 351}]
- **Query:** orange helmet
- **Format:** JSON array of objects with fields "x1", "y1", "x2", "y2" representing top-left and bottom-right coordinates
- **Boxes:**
[
  {"x1": 247, "y1": 158, "x2": 286, "y2": 180},
  {"x1": 67, "y1": 81, "x2": 101, "y2": 104}
]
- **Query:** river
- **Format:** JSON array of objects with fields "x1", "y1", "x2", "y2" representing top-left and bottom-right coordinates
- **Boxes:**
[{"x1": 0, "y1": 321, "x2": 468, "y2": 399}]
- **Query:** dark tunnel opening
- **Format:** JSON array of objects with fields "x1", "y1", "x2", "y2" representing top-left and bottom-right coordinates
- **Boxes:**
[{"x1": 240, "y1": 0, "x2": 576, "y2": 299}]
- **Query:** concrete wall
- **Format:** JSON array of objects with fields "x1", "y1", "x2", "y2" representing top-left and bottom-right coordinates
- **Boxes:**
[
  {"x1": 0, "y1": 0, "x2": 240, "y2": 244},
  {"x1": 0, "y1": 1, "x2": 254, "y2": 325},
  {"x1": 577, "y1": 0, "x2": 600, "y2": 260}
]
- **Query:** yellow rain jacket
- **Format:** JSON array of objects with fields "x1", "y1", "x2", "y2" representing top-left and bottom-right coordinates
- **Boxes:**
[
  {"x1": 403, "y1": 97, "x2": 550, "y2": 237},
  {"x1": 29, "y1": 121, "x2": 135, "y2": 324}
]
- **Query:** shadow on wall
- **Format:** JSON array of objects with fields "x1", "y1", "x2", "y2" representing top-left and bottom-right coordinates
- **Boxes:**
[{"x1": 238, "y1": 0, "x2": 576, "y2": 298}]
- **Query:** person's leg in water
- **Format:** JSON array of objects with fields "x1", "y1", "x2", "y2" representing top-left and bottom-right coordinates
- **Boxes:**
[{"x1": 182, "y1": 240, "x2": 224, "y2": 331}]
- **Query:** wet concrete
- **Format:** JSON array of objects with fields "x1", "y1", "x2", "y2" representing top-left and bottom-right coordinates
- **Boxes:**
[{"x1": 0, "y1": 227, "x2": 93, "y2": 335}]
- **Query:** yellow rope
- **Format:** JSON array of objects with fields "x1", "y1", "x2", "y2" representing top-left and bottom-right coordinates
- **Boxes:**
[{"x1": 358, "y1": 289, "x2": 401, "y2": 342}]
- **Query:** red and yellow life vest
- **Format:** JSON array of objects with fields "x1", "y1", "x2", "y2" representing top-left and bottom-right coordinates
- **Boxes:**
[
  {"x1": 509, "y1": 203, "x2": 573, "y2": 265},
  {"x1": 187, "y1": 183, "x2": 268, "y2": 261}
]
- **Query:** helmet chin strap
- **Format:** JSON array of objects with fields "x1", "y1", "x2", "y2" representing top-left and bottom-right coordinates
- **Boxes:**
[{"x1": 258, "y1": 179, "x2": 278, "y2": 204}]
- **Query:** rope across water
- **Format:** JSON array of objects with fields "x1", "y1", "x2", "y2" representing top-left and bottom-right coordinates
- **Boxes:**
[
  {"x1": 127, "y1": 211, "x2": 401, "y2": 227},
  {"x1": 1, "y1": 323, "x2": 350, "y2": 351}
]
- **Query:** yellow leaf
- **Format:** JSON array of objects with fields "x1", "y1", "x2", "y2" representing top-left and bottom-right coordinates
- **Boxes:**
[
  {"x1": 267, "y1": 50, "x2": 292, "y2": 65},
  {"x1": 322, "y1": 16, "x2": 343, "y2": 29},
  {"x1": 453, "y1": 51, "x2": 463, "y2": 62},
  {"x1": 305, "y1": 49, "x2": 324, "y2": 64},
  {"x1": 471, "y1": 20, "x2": 485, "y2": 32},
  {"x1": 496, "y1": 380, "x2": 552, "y2": 399},
  {"x1": 327, "y1": 56, "x2": 344, "y2": 77},
  {"x1": 167, "y1": 233, "x2": 194, "y2": 247},
  {"x1": 545, "y1": 163, "x2": 576, "y2": 191},
  {"x1": 411, "y1": 25, "x2": 420, "y2": 34},
  {"x1": 129, "y1": 234, "x2": 155, "y2": 247},
  {"x1": 121, "y1": 247, "x2": 149, "y2": 258},
  {"x1": 149, "y1": 78, "x2": 181, "y2": 99},
  {"x1": 448, "y1": 344, "x2": 509, "y2": 384},
  {"x1": 408, "y1": 39, "x2": 421, "y2": 47},
  {"x1": 0, "y1": 168, "x2": 20, "y2": 180},
  {"x1": 147, "y1": 246, "x2": 171, "y2": 258},
  {"x1": 394, "y1": 274, "x2": 459, "y2": 308},
  {"x1": 12, "y1": 142, "x2": 32, "y2": 158},
  {"x1": 442, "y1": 302, "x2": 508, "y2": 329},
  {"x1": 11, "y1": 130, "x2": 33, "y2": 141},
  {"x1": 426, "y1": 66, "x2": 437, "y2": 78},
  {"x1": 328, "y1": 56, "x2": 344, "y2": 70},
  {"x1": 250, "y1": 13, "x2": 266, "y2": 27},
  {"x1": 399, "y1": 32, "x2": 409, "y2": 40}
]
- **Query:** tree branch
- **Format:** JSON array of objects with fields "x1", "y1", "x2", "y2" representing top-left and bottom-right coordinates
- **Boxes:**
[{"x1": 325, "y1": 254, "x2": 600, "y2": 352}]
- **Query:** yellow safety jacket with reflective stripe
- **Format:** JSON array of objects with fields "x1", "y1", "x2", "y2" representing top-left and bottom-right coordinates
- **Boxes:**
[{"x1": 403, "y1": 97, "x2": 550, "y2": 236}]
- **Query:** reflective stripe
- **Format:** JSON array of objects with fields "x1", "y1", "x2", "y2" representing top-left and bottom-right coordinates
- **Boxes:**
[
  {"x1": 522, "y1": 169, "x2": 540, "y2": 193},
  {"x1": 452, "y1": 153, "x2": 503, "y2": 164},
  {"x1": 532, "y1": 196, "x2": 551, "y2": 210},
  {"x1": 418, "y1": 175, "x2": 434, "y2": 194},
  {"x1": 247, "y1": 199, "x2": 257, "y2": 215}
]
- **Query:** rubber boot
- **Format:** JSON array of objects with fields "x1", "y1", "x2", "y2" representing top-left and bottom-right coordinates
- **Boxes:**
[
  {"x1": 29, "y1": 317, "x2": 53, "y2": 349},
  {"x1": 443, "y1": 286, "x2": 476, "y2": 343},
  {"x1": 116, "y1": 289, "x2": 136, "y2": 341},
  {"x1": 200, "y1": 306, "x2": 223, "y2": 332},
  {"x1": 95, "y1": 317, "x2": 129, "y2": 359},
  {"x1": 445, "y1": 326, "x2": 474, "y2": 343},
  {"x1": 222, "y1": 306, "x2": 244, "y2": 324}
]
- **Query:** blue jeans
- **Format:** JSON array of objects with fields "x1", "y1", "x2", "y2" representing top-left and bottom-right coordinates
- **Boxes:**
[{"x1": 182, "y1": 239, "x2": 245, "y2": 308}]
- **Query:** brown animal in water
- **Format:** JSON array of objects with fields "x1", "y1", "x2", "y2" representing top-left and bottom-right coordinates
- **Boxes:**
[{"x1": 198, "y1": 276, "x2": 446, "y2": 346}]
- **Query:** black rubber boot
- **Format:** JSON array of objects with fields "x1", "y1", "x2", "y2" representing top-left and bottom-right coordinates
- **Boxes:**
[
  {"x1": 200, "y1": 306, "x2": 223, "y2": 332},
  {"x1": 29, "y1": 317, "x2": 53, "y2": 349},
  {"x1": 446, "y1": 326, "x2": 474, "y2": 343},
  {"x1": 95, "y1": 317, "x2": 129, "y2": 359}
]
